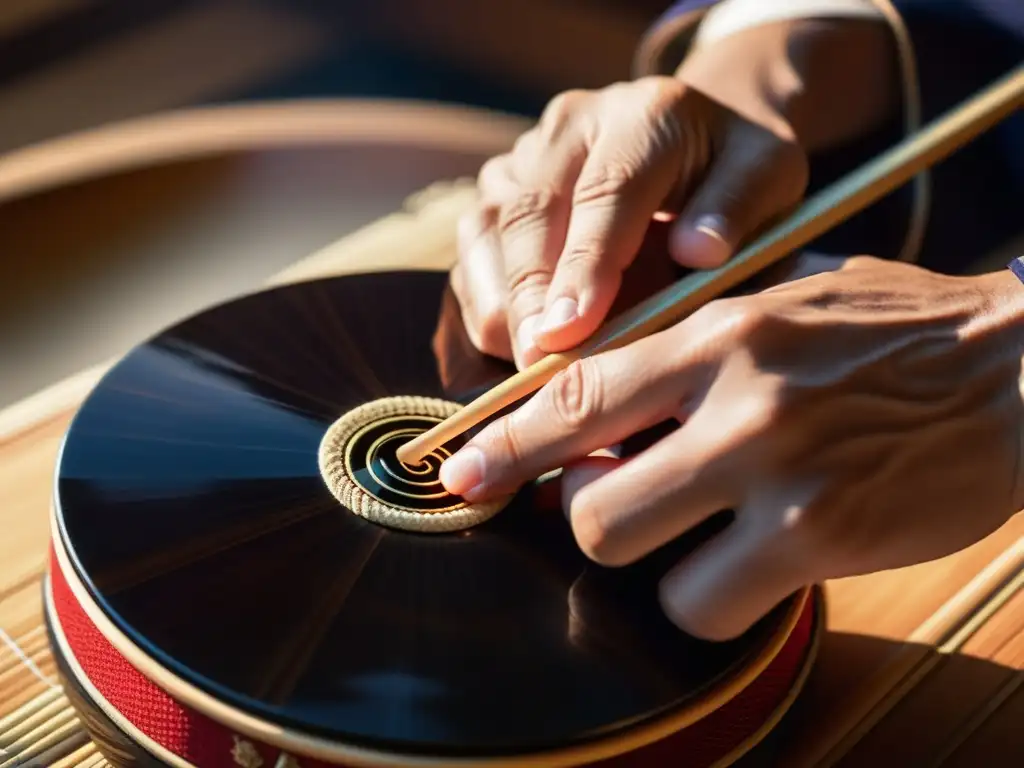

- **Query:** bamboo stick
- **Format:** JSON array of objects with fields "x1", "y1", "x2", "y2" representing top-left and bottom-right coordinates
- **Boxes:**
[{"x1": 398, "y1": 62, "x2": 1024, "y2": 465}]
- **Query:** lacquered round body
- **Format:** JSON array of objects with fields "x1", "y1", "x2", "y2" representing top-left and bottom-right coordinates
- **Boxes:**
[{"x1": 52, "y1": 272, "x2": 801, "y2": 761}]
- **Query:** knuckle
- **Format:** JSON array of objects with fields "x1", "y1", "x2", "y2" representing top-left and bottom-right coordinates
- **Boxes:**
[
  {"x1": 598, "y1": 79, "x2": 653, "y2": 109},
  {"x1": 572, "y1": 161, "x2": 634, "y2": 207},
  {"x1": 538, "y1": 89, "x2": 593, "y2": 145},
  {"x1": 477, "y1": 155, "x2": 510, "y2": 189},
  {"x1": 762, "y1": 485, "x2": 851, "y2": 568},
  {"x1": 504, "y1": 266, "x2": 549, "y2": 309},
  {"x1": 780, "y1": 507, "x2": 843, "y2": 568},
  {"x1": 545, "y1": 358, "x2": 603, "y2": 431},
  {"x1": 559, "y1": 239, "x2": 605, "y2": 273},
  {"x1": 707, "y1": 298, "x2": 774, "y2": 342},
  {"x1": 498, "y1": 187, "x2": 561, "y2": 235},
  {"x1": 686, "y1": 297, "x2": 744, "y2": 341},
  {"x1": 801, "y1": 490, "x2": 864, "y2": 559},
  {"x1": 510, "y1": 129, "x2": 539, "y2": 162},
  {"x1": 543, "y1": 89, "x2": 588, "y2": 125},
  {"x1": 495, "y1": 411, "x2": 526, "y2": 467}
]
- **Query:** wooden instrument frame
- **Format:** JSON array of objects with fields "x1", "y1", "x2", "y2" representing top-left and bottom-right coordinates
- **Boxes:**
[
  {"x1": 1, "y1": 97, "x2": 1022, "y2": 768},
  {"x1": 45, "y1": 506, "x2": 820, "y2": 766}
]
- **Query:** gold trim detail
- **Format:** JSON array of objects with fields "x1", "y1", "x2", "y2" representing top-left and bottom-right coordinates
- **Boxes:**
[
  {"x1": 318, "y1": 396, "x2": 510, "y2": 533},
  {"x1": 819, "y1": 553, "x2": 1024, "y2": 764},
  {"x1": 43, "y1": 574, "x2": 198, "y2": 768},
  {"x1": 0, "y1": 100, "x2": 530, "y2": 204},
  {"x1": 49, "y1": 498, "x2": 811, "y2": 766},
  {"x1": 711, "y1": 588, "x2": 825, "y2": 768}
]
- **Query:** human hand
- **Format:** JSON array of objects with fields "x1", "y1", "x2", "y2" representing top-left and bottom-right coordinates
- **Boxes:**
[
  {"x1": 452, "y1": 74, "x2": 808, "y2": 369},
  {"x1": 450, "y1": 17, "x2": 902, "y2": 372},
  {"x1": 440, "y1": 256, "x2": 1024, "y2": 640},
  {"x1": 436, "y1": 220, "x2": 684, "y2": 398}
]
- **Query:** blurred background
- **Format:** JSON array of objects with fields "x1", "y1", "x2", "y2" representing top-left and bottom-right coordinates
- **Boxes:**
[
  {"x1": 0, "y1": 0, "x2": 673, "y2": 411},
  {"x1": 0, "y1": 0, "x2": 679, "y2": 153},
  {"x1": 1, "y1": 0, "x2": 1019, "y2": 414}
]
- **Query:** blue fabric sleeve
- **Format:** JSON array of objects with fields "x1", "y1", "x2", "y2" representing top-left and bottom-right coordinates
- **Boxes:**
[
  {"x1": 1010, "y1": 257, "x2": 1024, "y2": 286},
  {"x1": 646, "y1": 0, "x2": 720, "y2": 28}
]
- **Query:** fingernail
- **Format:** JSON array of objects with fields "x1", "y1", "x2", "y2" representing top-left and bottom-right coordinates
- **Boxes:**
[
  {"x1": 440, "y1": 446, "x2": 485, "y2": 497},
  {"x1": 516, "y1": 314, "x2": 541, "y2": 364},
  {"x1": 539, "y1": 296, "x2": 579, "y2": 333},
  {"x1": 672, "y1": 213, "x2": 731, "y2": 268}
]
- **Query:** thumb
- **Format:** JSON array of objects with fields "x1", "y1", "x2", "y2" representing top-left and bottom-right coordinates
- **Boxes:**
[{"x1": 669, "y1": 126, "x2": 807, "y2": 269}]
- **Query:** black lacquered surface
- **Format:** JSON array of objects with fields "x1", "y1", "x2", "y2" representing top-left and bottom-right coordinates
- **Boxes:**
[{"x1": 55, "y1": 271, "x2": 790, "y2": 757}]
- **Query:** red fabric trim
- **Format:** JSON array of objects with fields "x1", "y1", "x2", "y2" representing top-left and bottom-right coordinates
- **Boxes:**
[{"x1": 49, "y1": 544, "x2": 814, "y2": 767}]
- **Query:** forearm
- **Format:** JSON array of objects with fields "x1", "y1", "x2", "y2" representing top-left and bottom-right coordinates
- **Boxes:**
[{"x1": 674, "y1": 16, "x2": 902, "y2": 154}]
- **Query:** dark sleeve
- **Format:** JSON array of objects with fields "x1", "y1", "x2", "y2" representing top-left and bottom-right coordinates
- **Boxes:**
[
  {"x1": 889, "y1": 0, "x2": 1023, "y2": 274},
  {"x1": 635, "y1": 1, "x2": 1023, "y2": 274},
  {"x1": 1010, "y1": 256, "x2": 1024, "y2": 286}
]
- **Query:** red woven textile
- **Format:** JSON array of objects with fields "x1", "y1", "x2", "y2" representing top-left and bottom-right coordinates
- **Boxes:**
[{"x1": 50, "y1": 545, "x2": 814, "y2": 767}]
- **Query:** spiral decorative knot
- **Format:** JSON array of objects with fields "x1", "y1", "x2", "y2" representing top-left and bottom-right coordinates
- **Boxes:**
[{"x1": 318, "y1": 396, "x2": 509, "y2": 532}]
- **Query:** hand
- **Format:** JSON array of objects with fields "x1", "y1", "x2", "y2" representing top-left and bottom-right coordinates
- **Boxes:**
[
  {"x1": 436, "y1": 219, "x2": 686, "y2": 397},
  {"x1": 440, "y1": 256, "x2": 1024, "y2": 640},
  {"x1": 450, "y1": 17, "x2": 902, "y2": 372},
  {"x1": 452, "y1": 75, "x2": 808, "y2": 369}
]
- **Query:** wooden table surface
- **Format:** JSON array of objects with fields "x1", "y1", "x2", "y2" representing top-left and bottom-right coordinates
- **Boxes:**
[{"x1": 1, "y1": 103, "x2": 1022, "y2": 768}]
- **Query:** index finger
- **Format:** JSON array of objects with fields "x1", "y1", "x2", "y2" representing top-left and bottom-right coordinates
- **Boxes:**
[
  {"x1": 438, "y1": 327, "x2": 706, "y2": 500},
  {"x1": 497, "y1": 131, "x2": 586, "y2": 368},
  {"x1": 533, "y1": 132, "x2": 684, "y2": 351}
]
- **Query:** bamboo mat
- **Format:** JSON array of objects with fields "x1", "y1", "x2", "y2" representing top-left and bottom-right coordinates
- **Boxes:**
[{"x1": 1, "y1": 179, "x2": 1022, "y2": 767}]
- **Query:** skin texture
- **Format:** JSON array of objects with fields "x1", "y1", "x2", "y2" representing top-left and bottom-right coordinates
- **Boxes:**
[
  {"x1": 451, "y1": 73, "x2": 807, "y2": 371},
  {"x1": 450, "y1": 18, "x2": 899, "y2": 370},
  {"x1": 443, "y1": 257, "x2": 1024, "y2": 640},
  {"x1": 441, "y1": 16, "x2": 1024, "y2": 640}
]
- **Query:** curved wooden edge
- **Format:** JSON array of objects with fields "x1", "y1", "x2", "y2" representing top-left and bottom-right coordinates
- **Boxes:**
[
  {"x1": 48, "y1": 503, "x2": 812, "y2": 768},
  {"x1": 0, "y1": 172, "x2": 478, "y2": 446},
  {"x1": 785, "y1": 533, "x2": 1024, "y2": 766},
  {"x1": 0, "y1": 99, "x2": 532, "y2": 203},
  {"x1": 0, "y1": 364, "x2": 109, "y2": 446}
]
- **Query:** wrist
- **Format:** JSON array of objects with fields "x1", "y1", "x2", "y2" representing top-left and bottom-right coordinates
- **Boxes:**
[
  {"x1": 967, "y1": 270, "x2": 1024, "y2": 339},
  {"x1": 965, "y1": 270, "x2": 1024, "y2": 512},
  {"x1": 675, "y1": 17, "x2": 901, "y2": 154}
]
